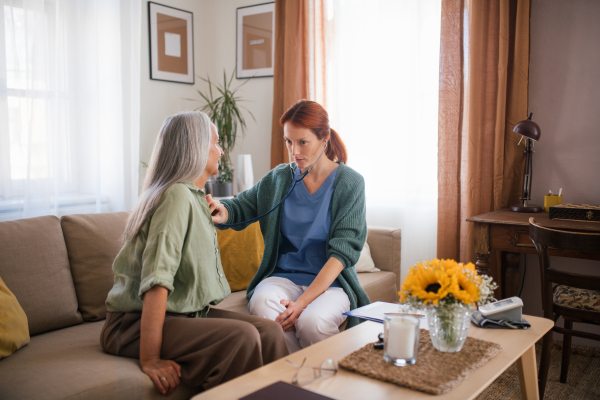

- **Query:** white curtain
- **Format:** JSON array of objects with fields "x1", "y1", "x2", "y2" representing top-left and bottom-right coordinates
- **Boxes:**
[
  {"x1": 327, "y1": 0, "x2": 441, "y2": 281},
  {"x1": 0, "y1": 0, "x2": 140, "y2": 221}
]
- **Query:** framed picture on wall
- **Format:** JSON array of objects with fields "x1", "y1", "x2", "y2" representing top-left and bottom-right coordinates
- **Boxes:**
[
  {"x1": 148, "y1": 2, "x2": 194, "y2": 84},
  {"x1": 236, "y1": 2, "x2": 275, "y2": 79}
]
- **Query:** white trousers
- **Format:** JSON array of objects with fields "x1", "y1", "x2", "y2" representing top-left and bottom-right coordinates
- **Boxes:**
[{"x1": 248, "y1": 277, "x2": 350, "y2": 353}]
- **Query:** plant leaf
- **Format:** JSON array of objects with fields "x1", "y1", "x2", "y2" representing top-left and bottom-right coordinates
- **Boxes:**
[{"x1": 181, "y1": 68, "x2": 256, "y2": 182}]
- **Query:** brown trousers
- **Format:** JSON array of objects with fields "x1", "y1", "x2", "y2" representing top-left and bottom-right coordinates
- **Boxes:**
[{"x1": 100, "y1": 308, "x2": 289, "y2": 391}]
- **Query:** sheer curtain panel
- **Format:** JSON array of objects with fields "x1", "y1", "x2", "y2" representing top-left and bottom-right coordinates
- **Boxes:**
[
  {"x1": 328, "y1": 0, "x2": 441, "y2": 281},
  {"x1": 0, "y1": 0, "x2": 140, "y2": 221}
]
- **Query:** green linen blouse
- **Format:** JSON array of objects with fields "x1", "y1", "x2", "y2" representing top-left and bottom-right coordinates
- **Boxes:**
[{"x1": 105, "y1": 182, "x2": 231, "y2": 317}]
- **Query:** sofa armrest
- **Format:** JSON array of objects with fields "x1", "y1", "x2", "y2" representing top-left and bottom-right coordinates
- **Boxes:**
[{"x1": 367, "y1": 226, "x2": 401, "y2": 291}]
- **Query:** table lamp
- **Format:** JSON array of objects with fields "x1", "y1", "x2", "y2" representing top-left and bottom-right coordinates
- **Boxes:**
[{"x1": 510, "y1": 113, "x2": 543, "y2": 213}]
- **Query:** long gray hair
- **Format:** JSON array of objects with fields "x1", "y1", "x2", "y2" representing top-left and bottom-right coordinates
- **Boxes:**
[{"x1": 123, "y1": 111, "x2": 212, "y2": 242}]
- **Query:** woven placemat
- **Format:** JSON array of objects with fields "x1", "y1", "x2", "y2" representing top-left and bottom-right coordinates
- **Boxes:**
[{"x1": 339, "y1": 329, "x2": 502, "y2": 395}]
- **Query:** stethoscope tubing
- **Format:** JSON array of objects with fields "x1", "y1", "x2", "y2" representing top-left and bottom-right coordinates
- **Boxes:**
[
  {"x1": 215, "y1": 142, "x2": 327, "y2": 228},
  {"x1": 214, "y1": 169, "x2": 307, "y2": 228}
]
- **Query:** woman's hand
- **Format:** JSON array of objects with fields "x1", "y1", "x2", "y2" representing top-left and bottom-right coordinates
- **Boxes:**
[
  {"x1": 206, "y1": 195, "x2": 229, "y2": 224},
  {"x1": 140, "y1": 285, "x2": 177, "y2": 396},
  {"x1": 141, "y1": 358, "x2": 182, "y2": 397},
  {"x1": 275, "y1": 258, "x2": 345, "y2": 332},
  {"x1": 276, "y1": 299, "x2": 307, "y2": 332}
]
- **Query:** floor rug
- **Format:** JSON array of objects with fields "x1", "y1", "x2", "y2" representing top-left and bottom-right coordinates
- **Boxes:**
[{"x1": 477, "y1": 340, "x2": 600, "y2": 400}]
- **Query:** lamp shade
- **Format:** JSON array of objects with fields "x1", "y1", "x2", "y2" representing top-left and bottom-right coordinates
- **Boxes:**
[{"x1": 513, "y1": 119, "x2": 541, "y2": 141}]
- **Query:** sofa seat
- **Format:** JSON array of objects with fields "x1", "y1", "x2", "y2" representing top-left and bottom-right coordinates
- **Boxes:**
[
  {"x1": 213, "y1": 271, "x2": 399, "y2": 319},
  {"x1": 0, "y1": 322, "x2": 197, "y2": 400},
  {"x1": 1, "y1": 272, "x2": 396, "y2": 400},
  {"x1": 0, "y1": 211, "x2": 400, "y2": 400}
]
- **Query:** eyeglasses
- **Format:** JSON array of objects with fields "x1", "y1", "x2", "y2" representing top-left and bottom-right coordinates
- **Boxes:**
[{"x1": 285, "y1": 358, "x2": 338, "y2": 386}]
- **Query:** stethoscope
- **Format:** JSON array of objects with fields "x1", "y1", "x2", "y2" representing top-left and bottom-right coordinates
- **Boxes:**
[{"x1": 215, "y1": 141, "x2": 328, "y2": 228}]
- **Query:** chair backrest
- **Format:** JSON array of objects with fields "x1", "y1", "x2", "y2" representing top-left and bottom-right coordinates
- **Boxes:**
[
  {"x1": 529, "y1": 218, "x2": 600, "y2": 254},
  {"x1": 529, "y1": 217, "x2": 600, "y2": 313}
]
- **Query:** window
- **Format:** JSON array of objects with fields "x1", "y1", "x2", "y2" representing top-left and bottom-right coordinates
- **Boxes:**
[
  {"x1": 327, "y1": 0, "x2": 442, "y2": 278},
  {"x1": 0, "y1": 1, "x2": 140, "y2": 221}
]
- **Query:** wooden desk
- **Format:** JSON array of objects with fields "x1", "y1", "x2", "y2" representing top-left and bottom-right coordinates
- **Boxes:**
[
  {"x1": 192, "y1": 316, "x2": 553, "y2": 400},
  {"x1": 467, "y1": 209, "x2": 600, "y2": 299}
]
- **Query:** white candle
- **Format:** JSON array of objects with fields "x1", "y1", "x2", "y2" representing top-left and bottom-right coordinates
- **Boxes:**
[{"x1": 387, "y1": 318, "x2": 416, "y2": 359}]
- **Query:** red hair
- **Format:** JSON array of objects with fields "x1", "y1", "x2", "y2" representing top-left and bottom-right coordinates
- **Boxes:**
[{"x1": 279, "y1": 100, "x2": 347, "y2": 164}]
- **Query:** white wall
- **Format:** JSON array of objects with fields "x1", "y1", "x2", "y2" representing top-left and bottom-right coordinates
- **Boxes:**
[
  {"x1": 199, "y1": 0, "x2": 275, "y2": 190},
  {"x1": 140, "y1": 1, "x2": 209, "y2": 177},
  {"x1": 139, "y1": 0, "x2": 274, "y2": 190},
  {"x1": 521, "y1": 0, "x2": 600, "y2": 347}
]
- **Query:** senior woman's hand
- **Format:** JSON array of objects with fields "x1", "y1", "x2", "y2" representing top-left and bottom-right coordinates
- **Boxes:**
[
  {"x1": 206, "y1": 195, "x2": 229, "y2": 224},
  {"x1": 140, "y1": 286, "x2": 182, "y2": 396},
  {"x1": 141, "y1": 358, "x2": 182, "y2": 397}
]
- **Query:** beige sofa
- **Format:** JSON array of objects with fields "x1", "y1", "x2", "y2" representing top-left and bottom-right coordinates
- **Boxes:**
[{"x1": 0, "y1": 212, "x2": 400, "y2": 400}]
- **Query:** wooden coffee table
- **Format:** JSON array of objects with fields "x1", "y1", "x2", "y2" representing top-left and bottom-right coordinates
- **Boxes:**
[{"x1": 192, "y1": 315, "x2": 553, "y2": 400}]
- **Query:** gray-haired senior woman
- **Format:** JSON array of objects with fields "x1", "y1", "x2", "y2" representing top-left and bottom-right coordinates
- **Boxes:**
[{"x1": 100, "y1": 111, "x2": 288, "y2": 397}]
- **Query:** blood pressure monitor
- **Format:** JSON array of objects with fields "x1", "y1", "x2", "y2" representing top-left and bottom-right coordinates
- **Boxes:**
[{"x1": 478, "y1": 297, "x2": 523, "y2": 321}]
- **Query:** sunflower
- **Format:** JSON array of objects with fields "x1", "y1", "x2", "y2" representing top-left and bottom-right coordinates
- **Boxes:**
[
  {"x1": 439, "y1": 258, "x2": 469, "y2": 275},
  {"x1": 448, "y1": 263, "x2": 481, "y2": 305},
  {"x1": 399, "y1": 260, "x2": 452, "y2": 305}
]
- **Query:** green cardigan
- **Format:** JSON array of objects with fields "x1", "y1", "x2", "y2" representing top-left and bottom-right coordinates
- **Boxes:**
[{"x1": 220, "y1": 162, "x2": 370, "y2": 328}]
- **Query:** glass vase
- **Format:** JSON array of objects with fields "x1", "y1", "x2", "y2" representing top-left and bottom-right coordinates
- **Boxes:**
[{"x1": 425, "y1": 304, "x2": 473, "y2": 353}]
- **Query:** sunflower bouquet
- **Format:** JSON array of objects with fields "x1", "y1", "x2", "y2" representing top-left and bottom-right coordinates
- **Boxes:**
[
  {"x1": 399, "y1": 259, "x2": 498, "y2": 352},
  {"x1": 399, "y1": 259, "x2": 497, "y2": 308}
]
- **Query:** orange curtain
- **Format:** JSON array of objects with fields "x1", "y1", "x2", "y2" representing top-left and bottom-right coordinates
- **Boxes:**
[
  {"x1": 311, "y1": 0, "x2": 335, "y2": 114},
  {"x1": 437, "y1": 0, "x2": 532, "y2": 263},
  {"x1": 270, "y1": 0, "x2": 311, "y2": 168},
  {"x1": 270, "y1": 0, "x2": 333, "y2": 168}
]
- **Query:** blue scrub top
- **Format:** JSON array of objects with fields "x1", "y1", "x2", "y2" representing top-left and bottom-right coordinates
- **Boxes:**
[{"x1": 271, "y1": 166, "x2": 341, "y2": 288}]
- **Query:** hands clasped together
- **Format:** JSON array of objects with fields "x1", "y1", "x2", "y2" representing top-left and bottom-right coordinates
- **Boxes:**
[{"x1": 276, "y1": 298, "x2": 308, "y2": 332}]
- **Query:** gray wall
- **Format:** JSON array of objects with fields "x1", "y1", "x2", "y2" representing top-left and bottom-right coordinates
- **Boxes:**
[{"x1": 522, "y1": 0, "x2": 600, "y2": 347}]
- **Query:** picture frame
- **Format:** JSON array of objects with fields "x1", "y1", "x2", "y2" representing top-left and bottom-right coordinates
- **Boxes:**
[
  {"x1": 236, "y1": 2, "x2": 275, "y2": 79},
  {"x1": 148, "y1": 2, "x2": 194, "y2": 84}
]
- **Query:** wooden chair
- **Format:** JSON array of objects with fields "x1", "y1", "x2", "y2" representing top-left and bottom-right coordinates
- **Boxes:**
[{"x1": 529, "y1": 217, "x2": 600, "y2": 399}]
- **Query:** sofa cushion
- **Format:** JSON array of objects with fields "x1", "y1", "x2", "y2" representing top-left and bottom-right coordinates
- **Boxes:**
[
  {"x1": 0, "y1": 216, "x2": 82, "y2": 335},
  {"x1": 61, "y1": 212, "x2": 128, "y2": 321},
  {"x1": 0, "y1": 276, "x2": 30, "y2": 359},
  {"x1": 212, "y1": 290, "x2": 249, "y2": 314},
  {"x1": 359, "y1": 271, "x2": 398, "y2": 304},
  {"x1": 216, "y1": 222, "x2": 263, "y2": 292},
  {"x1": 355, "y1": 241, "x2": 380, "y2": 273},
  {"x1": 367, "y1": 227, "x2": 401, "y2": 289},
  {"x1": 0, "y1": 321, "x2": 197, "y2": 400}
]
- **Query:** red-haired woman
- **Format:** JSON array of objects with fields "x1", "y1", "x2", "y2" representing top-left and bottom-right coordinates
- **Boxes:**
[{"x1": 208, "y1": 100, "x2": 369, "y2": 352}]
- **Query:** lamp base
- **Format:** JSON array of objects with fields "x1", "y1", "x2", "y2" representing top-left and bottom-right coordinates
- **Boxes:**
[{"x1": 510, "y1": 204, "x2": 543, "y2": 213}]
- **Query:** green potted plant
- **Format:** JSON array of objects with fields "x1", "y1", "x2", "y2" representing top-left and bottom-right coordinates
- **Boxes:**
[{"x1": 189, "y1": 70, "x2": 254, "y2": 197}]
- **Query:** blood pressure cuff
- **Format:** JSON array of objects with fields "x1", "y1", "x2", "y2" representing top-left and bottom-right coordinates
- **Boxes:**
[{"x1": 471, "y1": 310, "x2": 531, "y2": 329}]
